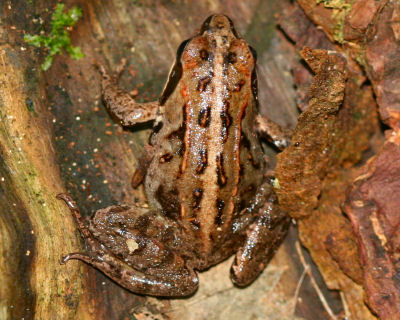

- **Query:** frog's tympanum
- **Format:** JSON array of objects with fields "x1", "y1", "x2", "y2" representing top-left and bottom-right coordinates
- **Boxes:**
[{"x1": 58, "y1": 14, "x2": 291, "y2": 297}]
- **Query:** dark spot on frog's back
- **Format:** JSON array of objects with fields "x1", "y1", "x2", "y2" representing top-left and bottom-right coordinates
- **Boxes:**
[
  {"x1": 215, "y1": 199, "x2": 225, "y2": 225},
  {"x1": 220, "y1": 102, "x2": 232, "y2": 142},
  {"x1": 159, "y1": 153, "x2": 173, "y2": 163},
  {"x1": 239, "y1": 163, "x2": 244, "y2": 178},
  {"x1": 241, "y1": 133, "x2": 251, "y2": 149},
  {"x1": 234, "y1": 79, "x2": 246, "y2": 92},
  {"x1": 196, "y1": 149, "x2": 208, "y2": 174},
  {"x1": 155, "y1": 185, "x2": 180, "y2": 220},
  {"x1": 192, "y1": 188, "x2": 203, "y2": 209},
  {"x1": 197, "y1": 77, "x2": 211, "y2": 92},
  {"x1": 198, "y1": 106, "x2": 211, "y2": 127},
  {"x1": 134, "y1": 214, "x2": 151, "y2": 231},
  {"x1": 222, "y1": 101, "x2": 231, "y2": 121},
  {"x1": 216, "y1": 153, "x2": 227, "y2": 186}
]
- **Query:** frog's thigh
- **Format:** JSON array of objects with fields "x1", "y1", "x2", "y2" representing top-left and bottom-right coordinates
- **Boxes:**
[
  {"x1": 230, "y1": 193, "x2": 290, "y2": 287},
  {"x1": 91, "y1": 206, "x2": 199, "y2": 296},
  {"x1": 60, "y1": 197, "x2": 198, "y2": 296}
]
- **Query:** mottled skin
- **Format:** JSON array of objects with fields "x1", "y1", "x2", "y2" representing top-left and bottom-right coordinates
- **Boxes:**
[{"x1": 58, "y1": 15, "x2": 291, "y2": 297}]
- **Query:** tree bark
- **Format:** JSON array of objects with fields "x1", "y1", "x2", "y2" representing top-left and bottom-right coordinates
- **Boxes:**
[{"x1": 1, "y1": 1, "x2": 344, "y2": 319}]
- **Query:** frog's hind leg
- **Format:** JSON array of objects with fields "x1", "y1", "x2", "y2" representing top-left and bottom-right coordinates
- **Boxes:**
[
  {"x1": 230, "y1": 192, "x2": 290, "y2": 287},
  {"x1": 57, "y1": 193, "x2": 198, "y2": 297},
  {"x1": 98, "y1": 62, "x2": 159, "y2": 126}
]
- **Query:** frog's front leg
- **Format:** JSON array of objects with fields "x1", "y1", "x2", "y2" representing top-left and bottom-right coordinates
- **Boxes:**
[
  {"x1": 57, "y1": 194, "x2": 199, "y2": 297},
  {"x1": 230, "y1": 185, "x2": 290, "y2": 286},
  {"x1": 98, "y1": 62, "x2": 159, "y2": 126},
  {"x1": 256, "y1": 114, "x2": 293, "y2": 150}
]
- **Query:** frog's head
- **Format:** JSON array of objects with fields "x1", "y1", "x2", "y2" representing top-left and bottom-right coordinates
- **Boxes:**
[
  {"x1": 178, "y1": 14, "x2": 257, "y2": 70},
  {"x1": 160, "y1": 14, "x2": 257, "y2": 105},
  {"x1": 199, "y1": 14, "x2": 240, "y2": 40}
]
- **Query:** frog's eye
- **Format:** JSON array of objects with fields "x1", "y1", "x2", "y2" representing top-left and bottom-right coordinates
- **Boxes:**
[
  {"x1": 182, "y1": 37, "x2": 211, "y2": 64},
  {"x1": 199, "y1": 49, "x2": 209, "y2": 61},
  {"x1": 226, "y1": 40, "x2": 255, "y2": 67}
]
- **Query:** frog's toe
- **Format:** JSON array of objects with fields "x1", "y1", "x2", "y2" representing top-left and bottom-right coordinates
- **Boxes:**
[
  {"x1": 115, "y1": 58, "x2": 127, "y2": 75},
  {"x1": 60, "y1": 252, "x2": 93, "y2": 265}
]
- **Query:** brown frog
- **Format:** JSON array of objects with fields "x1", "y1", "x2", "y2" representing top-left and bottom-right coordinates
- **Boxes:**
[{"x1": 58, "y1": 14, "x2": 291, "y2": 297}]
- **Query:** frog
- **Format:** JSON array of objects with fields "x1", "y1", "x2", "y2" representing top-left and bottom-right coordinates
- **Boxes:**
[{"x1": 57, "y1": 14, "x2": 292, "y2": 297}]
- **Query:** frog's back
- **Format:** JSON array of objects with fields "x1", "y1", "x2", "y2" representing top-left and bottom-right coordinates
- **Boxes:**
[{"x1": 145, "y1": 15, "x2": 265, "y2": 258}]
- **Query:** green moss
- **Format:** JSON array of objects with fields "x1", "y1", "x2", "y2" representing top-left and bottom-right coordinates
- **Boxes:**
[
  {"x1": 317, "y1": 0, "x2": 353, "y2": 43},
  {"x1": 24, "y1": 3, "x2": 83, "y2": 71}
]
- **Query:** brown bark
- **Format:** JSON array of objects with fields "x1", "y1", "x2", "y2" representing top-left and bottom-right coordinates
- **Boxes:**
[{"x1": 1, "y1": 1, "x2": 348, "y2": 319}]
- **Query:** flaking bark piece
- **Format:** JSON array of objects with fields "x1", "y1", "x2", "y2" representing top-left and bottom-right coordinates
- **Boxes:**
[
  {"x1": 344, "y1": 132, "x2": 400, "y2": 320},
  {"x1": 275, "y1": 48, "x2": 347, "y2": 218},
  {"x1": 296, "y1": 0, "x2": 400, "y2": 129},
  {"x1": 274, "y1": 46, "x2": 378, "y2": 319},
  {"x1": 279, "y1": 2, "x2": 335, "y2": 112}
]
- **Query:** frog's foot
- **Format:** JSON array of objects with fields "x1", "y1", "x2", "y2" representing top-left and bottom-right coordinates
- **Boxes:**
[
  {"x1": 96, "y1": 61, "x2": 159, "y2": 127},
  {"x1": 57, "y1": 195, "x2": 199, "y2": 297},
  {"x1": 230, "y1": 193, "x2": 290, "y2": 286},
  {"x1": 255, "y1": 114, "x2": 292, "y2": 150},
  {"x1": 96, "y1": 59, "x2": 127, "y2": 82}
]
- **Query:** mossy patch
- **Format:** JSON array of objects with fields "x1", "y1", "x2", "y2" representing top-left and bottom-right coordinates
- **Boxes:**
[{"x1": 24, "y1": 3, "x2": 83, "y2": 71}]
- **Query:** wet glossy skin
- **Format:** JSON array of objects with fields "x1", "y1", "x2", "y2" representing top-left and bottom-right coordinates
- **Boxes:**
[{"x1": 58, "y1": 14, "x2": 291, "y2": 297}]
